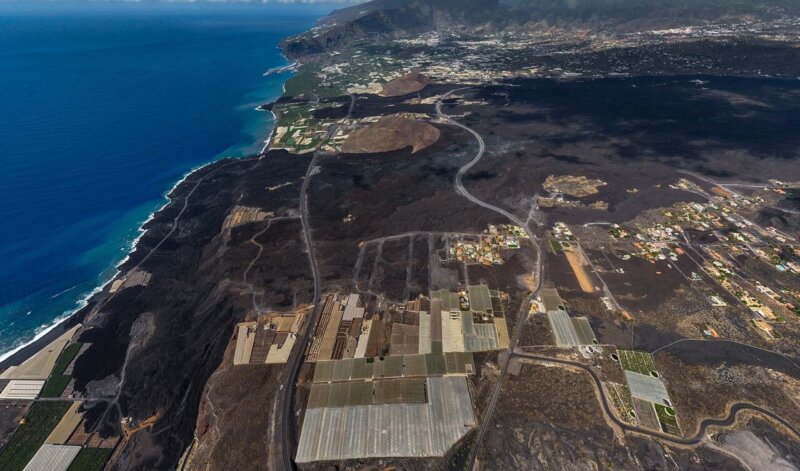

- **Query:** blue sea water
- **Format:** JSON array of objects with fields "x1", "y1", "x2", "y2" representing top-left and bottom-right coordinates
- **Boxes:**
[{"x1": 0, "y1": 2, "x2": 331, "y2": 359}]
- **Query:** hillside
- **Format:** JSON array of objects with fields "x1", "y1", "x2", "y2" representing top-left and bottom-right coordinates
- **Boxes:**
[
  {"x1": 281, "y1": 0, "x2": 500, "y2": 59},
  {"x1": 505, "y1": 0, "x2": 800, "y2": 29},
  {"x1": 282, "y1": 0, "x2": 800, "y2": 58}
]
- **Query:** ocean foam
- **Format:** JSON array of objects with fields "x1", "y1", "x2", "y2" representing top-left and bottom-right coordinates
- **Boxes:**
[{"x1": 0, "y1": 71, "x2": 293, "y2": 364}]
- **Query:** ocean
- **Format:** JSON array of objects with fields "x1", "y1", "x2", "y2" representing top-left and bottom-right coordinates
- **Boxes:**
[{"x1": 0, "y1": 2, "x2": 330, "y2": 359}]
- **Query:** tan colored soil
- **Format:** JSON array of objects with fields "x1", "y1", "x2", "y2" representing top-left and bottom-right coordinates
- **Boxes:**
[
  {"x1": 342, "y1": 116, "x2": 440, "y2": 154},
  {"x1": 380, "y1": 71, "x2": 430, "y2": 97},
  {"x1": 543, "y1": 175, "x2": 606, "y2": 197}
]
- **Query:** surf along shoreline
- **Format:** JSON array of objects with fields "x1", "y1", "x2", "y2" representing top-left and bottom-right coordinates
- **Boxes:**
[{"x1": 0, "y1": 62, "x2": 296, "y2": 373}]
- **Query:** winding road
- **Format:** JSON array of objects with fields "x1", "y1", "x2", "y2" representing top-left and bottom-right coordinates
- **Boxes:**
[
  {"x1": 513, "y1": 352, "x2": 800, "y2": 446},
  {"x1": 435, "y1": 89, "x2": 548, "y2": 469},
  {"x1": 435, "y1": 89, "x2": 800, "y2": 467},
  {"x1": 272, "y1": 90, "x2": 798, "y2": 469},
  {"x1": 241, "y1": 216, "x2": 300, "y2": 314},
  {"x1": 436, "y1": 89, "x2": 536, "y2": 234},
  {"x1": 277, "y1": 94, "x2": 356, "y2": 470}
]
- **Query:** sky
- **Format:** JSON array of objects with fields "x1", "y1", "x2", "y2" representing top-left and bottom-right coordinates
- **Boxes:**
[
  {"x1": 0, "y1": 0, "x2": 368, "y2": 3},
  {"x1": 267, "y1": 0, "x2": 366, "y2": 3},
  {"x1": 208, "y1": 0, "x2": 365, "y2": 3},
  {"x1": 148, "y1": 0, "x2": 368, "y2": 3}
]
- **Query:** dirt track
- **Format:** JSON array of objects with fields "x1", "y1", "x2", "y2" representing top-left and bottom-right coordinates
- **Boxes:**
[{"x1": 564, "y1": 248, "x2": 596, "y2": 293}]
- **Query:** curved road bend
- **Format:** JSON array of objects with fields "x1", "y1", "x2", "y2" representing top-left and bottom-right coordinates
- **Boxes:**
[
  {"x1": 514, "y1": 353, "x2": 800, "y2": 446},
  {"x1": 436, "y1": 91, "x2": 799, "y2": 466},
  {"x1": 435, "y1": 88, "x2": 540, "y2": 267},
  {"x1": 435, "y1": 89, "x2": 546, "y2": 469},
  {"x1": 436, "y1": 89, "x2": 534, "y2": 234},
  {"x1": 278, "y1": 95, "x2": 355, "y2": 470}
]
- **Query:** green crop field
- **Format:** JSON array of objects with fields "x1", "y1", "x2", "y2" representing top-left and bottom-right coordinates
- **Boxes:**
[
  {"x1": 654, "y1": 403, "x2": 681, "y2": 436},
  {"x1": 67, "y1": 448, "x2": 113, "y2": 471},
  {"x1": 283, "y1": 65, "x2": 343, "y2": 98},
  {"x1": 40, "y1": 342, "x2": 82, "y2": 398},
  {"x1": 0, "y1": 401, "x2": 71, "y2": 470},
  {"x1": 52, "y1": 343, "x2": 82, "y2": 376},
  {"x1": 40, "y1": 375, "x2": 72, "y2": 398},
  {"x1": 618, "y1": 350, "x2": 658, "y2": 376}
]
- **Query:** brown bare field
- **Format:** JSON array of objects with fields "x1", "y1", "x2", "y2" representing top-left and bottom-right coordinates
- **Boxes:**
[
  {"x1": 342, "y1": 117, "x2": 440, "y2": 154},
  {"x1": 542, "y1": 174, "x2": 606, "y2": 197},
  {"x1": 380, "y1": 71, "x2": 430, "y2": 97},
  {"x1": 564, "y1": 248, "x2": 596, "y2": 293}
]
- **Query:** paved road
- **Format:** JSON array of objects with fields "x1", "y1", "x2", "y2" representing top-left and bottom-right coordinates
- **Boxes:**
[
  {"x1": 435, "y1": 88, "x2": 540, "y2": 264},
  {"x1": 465, "y1": 295, "x2": 537, "y2": 469},
  {"x1": 436, "y1": 90, "x2": 536, "y2": 237},
  {"x1": 435, "y1": 89, "x2": 546, "y2": 469},
  {"x1": 513, "y1": 352, "x2": 800, "y2": 445},
  {"x1": 277, "y1": 154, "x2": 321, "y2": 471},
  {"x1": 278, "y1": 95, "x2": 355, "y2": 470},
  {"x1": 766, "y1": 205, "x2": 800, "y2": 215},
  {"x1": 434, "y1": 92, "x2": 800, "y2": 467},
  {"x1": 679, "y1": 170, "x2": 791, "y2": 192}
]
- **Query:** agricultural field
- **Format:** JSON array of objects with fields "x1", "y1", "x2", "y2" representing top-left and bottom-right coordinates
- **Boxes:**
[
  {"x1": 41, "y1": 342, "x2": 82, "y2": 398},
  {"x1": 605, "y1": 382, "x2": 636, "y2": 424},
  {"x1": 283, "y1": 64, "x2": 338, "y2": 98},
  {"x1": 40, "y1": 376, "x2": 72, "y2": 398},
  {"x1": 618, "y1": 350, "x2": 659, "y2": 377},
  {"x1": 654, "y1": 403, "x2": 681, "y2": 436},
  {"x1": 67, "y1": 447, "x2": 113, "y2": 471},
  {"x1": 0, "y1": 401, "x2": 71, "y2": 470}
]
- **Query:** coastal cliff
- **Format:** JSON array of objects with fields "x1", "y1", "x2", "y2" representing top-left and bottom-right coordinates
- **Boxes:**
[{"x1": 67, "y1": 154, "x2": 314, "y2": 468}]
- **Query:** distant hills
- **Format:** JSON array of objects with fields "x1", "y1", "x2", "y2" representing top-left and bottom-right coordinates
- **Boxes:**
[
  {"x1": 281, "y1": 0, "x2": 500, "y2": 58},
  {"x1": 503, "y1": 0, "x2": 800, "y2": 25},
  {"x1": 282, "y1": 0, "x2": 800, "y2": 58},
  {"x1": 322, "y1": 0, "x2": 498, "y2": 25}
]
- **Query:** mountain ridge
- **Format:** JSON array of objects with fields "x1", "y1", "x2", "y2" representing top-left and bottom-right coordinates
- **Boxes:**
[{"x1": 282, "y1": 0, "x2": 800, "y2": 58}]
